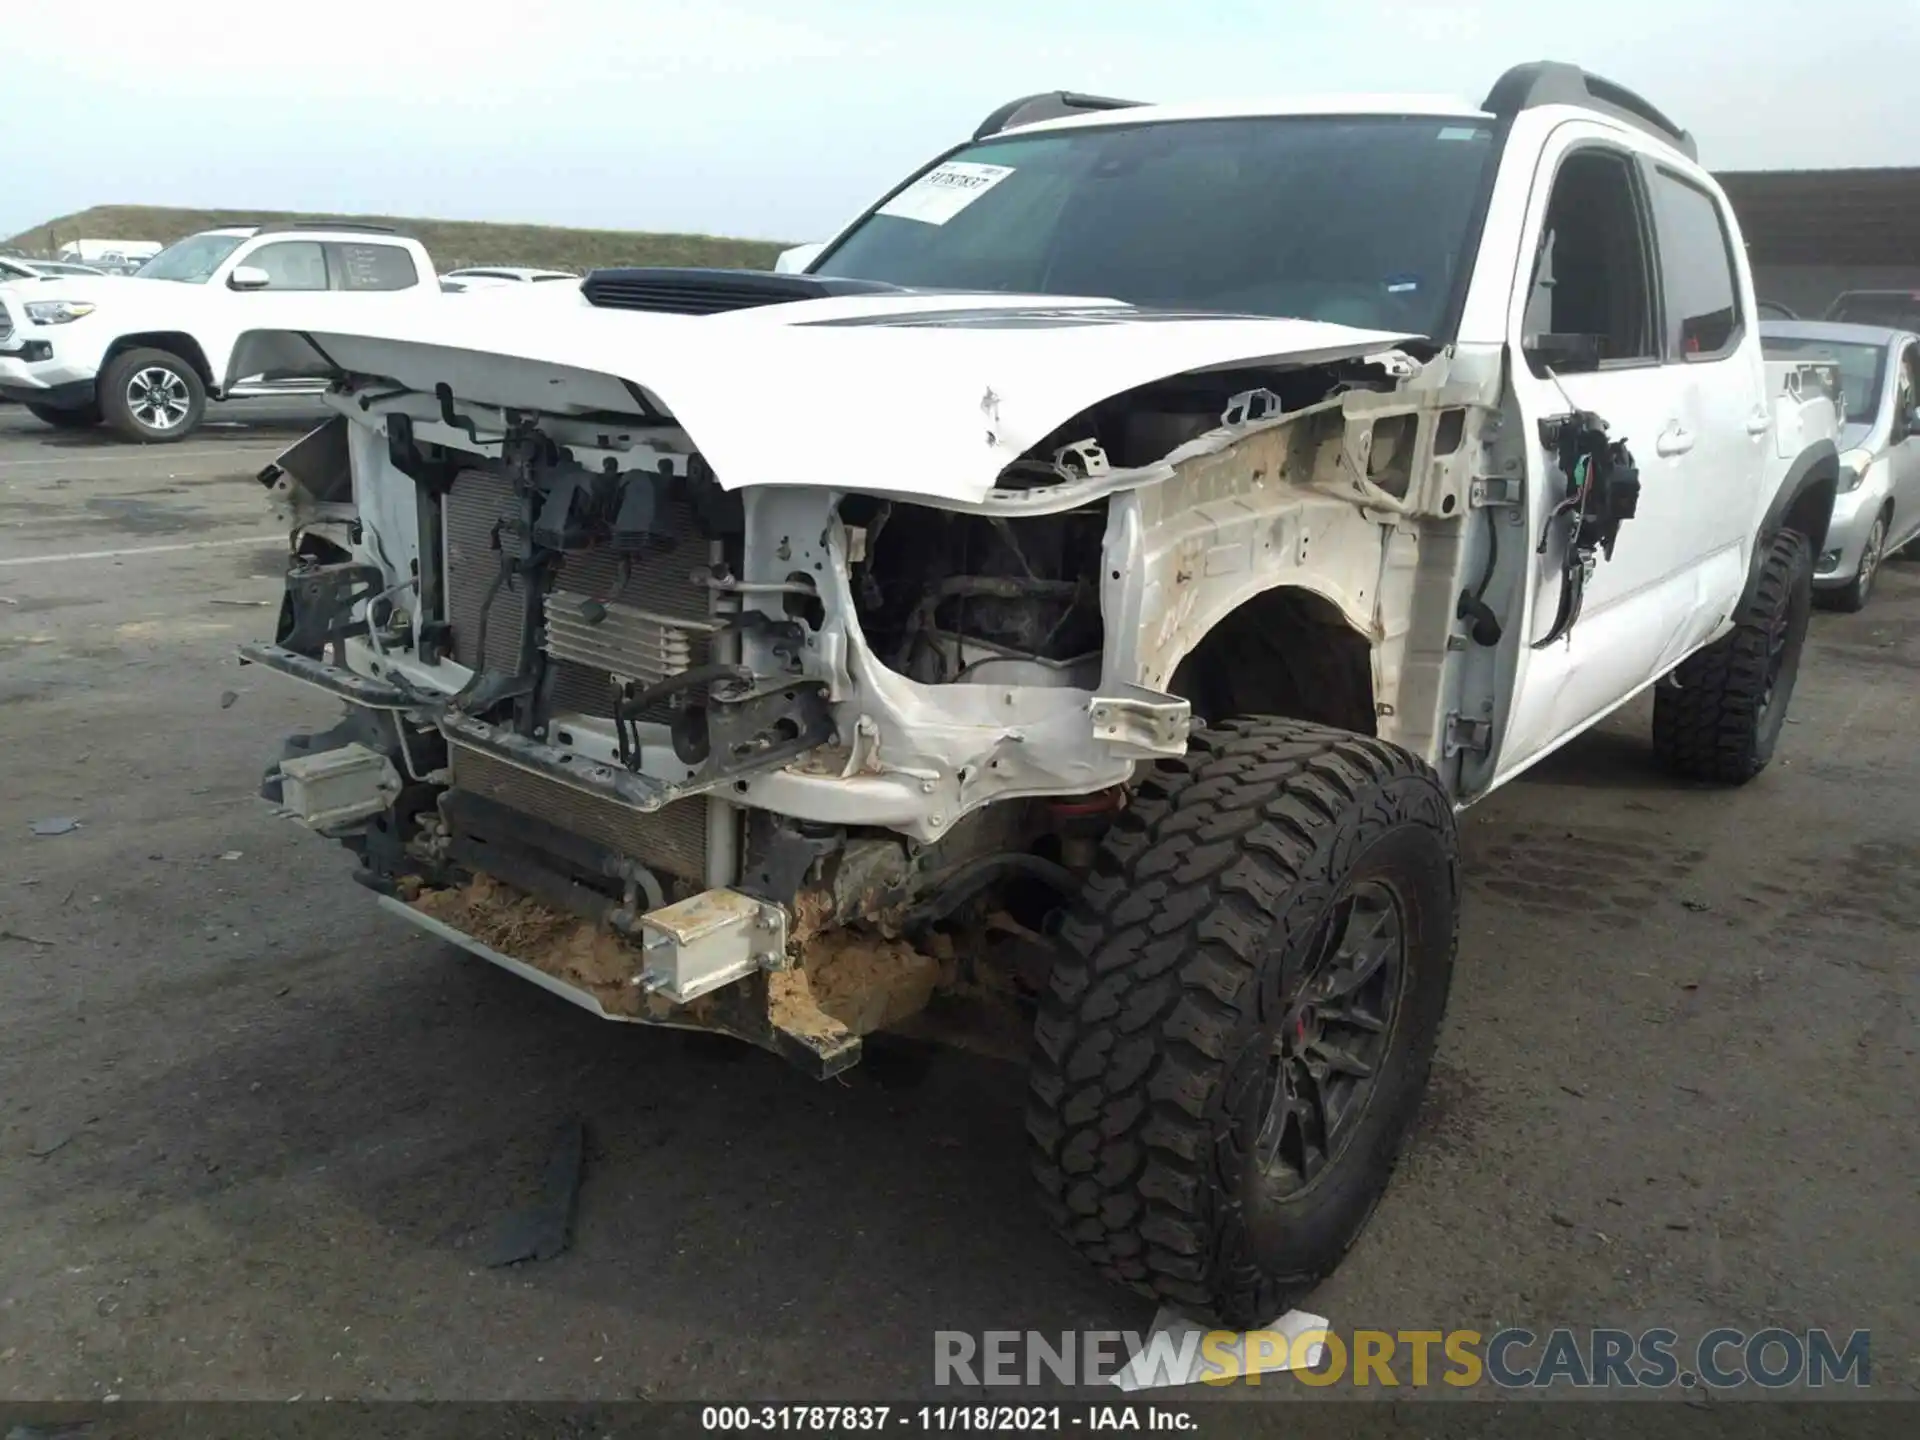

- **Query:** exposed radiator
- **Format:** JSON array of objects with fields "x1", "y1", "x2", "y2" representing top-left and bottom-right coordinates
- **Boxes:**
[
  {"x1": 449, "y1": 741, "x2": 709, "y2": 883},
  {"x1": 442, "y1": 465, "x2": 715, "y2": 718},
  {"x1": 439, "y1": 465, "x2": 717, "y2": 884}
]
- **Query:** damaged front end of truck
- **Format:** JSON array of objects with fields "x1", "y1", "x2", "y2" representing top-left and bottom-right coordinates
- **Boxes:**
[{"x1": 232, "y1": 280, "x2": 1505, "y2": 1076}]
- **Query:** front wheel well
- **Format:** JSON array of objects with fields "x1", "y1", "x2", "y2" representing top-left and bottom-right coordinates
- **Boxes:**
[
  {"x1": 1168, "y1": 586, "x2": 1376, "y2": 736},
  {"x1": 102, "y1": 332, "x2": 215, "y2": 389},
  {"x1": 1777, "y1": 464, "x2": 1836, "y2": 559}
]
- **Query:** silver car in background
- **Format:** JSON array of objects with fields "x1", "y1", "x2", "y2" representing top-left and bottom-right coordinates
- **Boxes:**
[{"x1": 1761, "y1": 320, "x2": 1920, "y2": 611}]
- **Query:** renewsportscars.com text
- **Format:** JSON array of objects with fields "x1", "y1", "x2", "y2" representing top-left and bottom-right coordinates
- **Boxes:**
[{"x1": 935, "y1": 1326, "x2": 1871, "y2": 1389}]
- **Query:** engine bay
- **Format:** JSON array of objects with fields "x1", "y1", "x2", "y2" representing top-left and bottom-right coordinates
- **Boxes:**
[
  {"x1": 845, "y1": 498, "x2": 1107, "y2": 689},
  {"x1": 844, "y1": 359, "x2": 1392, "y2": 693}
]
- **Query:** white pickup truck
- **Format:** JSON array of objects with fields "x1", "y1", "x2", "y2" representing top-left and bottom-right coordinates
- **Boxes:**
[
  {"x1": 0, "y1": 222, "x2": 436, "y2": 441},
  {"x1": 229, "y1": 64, "x2": 1839, "y2": 1325}
]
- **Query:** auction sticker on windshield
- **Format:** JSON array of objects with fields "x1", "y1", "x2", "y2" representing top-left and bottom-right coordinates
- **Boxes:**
[{"x1": 877, "y1": 162, "x2": 1016, "y2": 225}]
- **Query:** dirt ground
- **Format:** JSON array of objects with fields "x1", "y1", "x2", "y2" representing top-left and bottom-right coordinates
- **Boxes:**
[{"x1": 0, "y1": 401, "x2": 1914, "y2": 1401}]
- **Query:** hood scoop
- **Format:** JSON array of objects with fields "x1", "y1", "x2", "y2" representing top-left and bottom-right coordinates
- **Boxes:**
[{"x1": 580, "y1": 266, "x2": 905, "y2": 316}]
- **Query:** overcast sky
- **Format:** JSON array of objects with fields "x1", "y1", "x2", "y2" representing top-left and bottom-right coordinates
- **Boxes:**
[{"x1": 4, "y1": 0, "x2": 1917, "y2": 243}]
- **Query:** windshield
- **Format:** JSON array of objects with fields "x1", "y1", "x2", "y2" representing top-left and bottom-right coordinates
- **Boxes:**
[
  {"x1": 136, "y1": 233, "x2": 246, "y2": 283},
  {"x1": 1762, "y1": 335, "x2": 1886, "y2": 423},
  {"x1": 813, "y1": 116, "x2": 1500, "y2": 337},
  {"x1": 1826, "y1": 293, "x2": 1920, "y2": 330}
]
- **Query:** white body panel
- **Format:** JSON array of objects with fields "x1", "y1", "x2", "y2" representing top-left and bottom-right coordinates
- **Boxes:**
[
  {"x1": 1488, "y1": 118, "x2": 1760, "y2": 778},
  {"x1": 226, "y1": 294, "x2": 1412, "y2": 503},
  {"x1": 221, "y1": 89, "x2": 1835, "y2": 833},
  {"x1": 1460, "y1": 112, "x2": 1826, "y2": 785}
]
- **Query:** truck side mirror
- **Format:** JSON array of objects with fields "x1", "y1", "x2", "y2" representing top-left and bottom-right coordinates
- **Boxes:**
[{"x1": 228, "y1": 265, "x2": 271, "y2": 291}]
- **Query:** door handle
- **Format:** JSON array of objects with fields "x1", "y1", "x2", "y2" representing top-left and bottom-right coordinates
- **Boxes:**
[
  {"x1": 1746, "y1": 408, "x2": 1773, "y2": 436},
  {"x1": 1655, "y1": 423, "x2": 1695, "y2": 457}
]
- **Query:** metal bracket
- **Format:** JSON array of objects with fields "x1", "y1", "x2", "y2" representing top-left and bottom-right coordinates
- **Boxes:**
[
  {"x1": 257, "y1": 414, "x2": 353, "y2": 517},
  {"x1": 1221, "y1": 388, "x2": 1283, "y2": 427},
  {"x1": 1364, "y1": 349, "x2": 1421, "y2": 380},
  {"x1": 277, "y1": 561, "x2": 386, "y2": 655},
  {"x1": 738, "y1": 812, "x2": 844, "y2": 907},
  {"x1": 684, "y1": 680, "x2": 836, "y2": 780},
  {"x1": 1443, "y1": 713, "x2": 1494, "y2": 758},
  {"x1": 1090, "y1": 684, "x2": 1192, "y2": 758},
  {"x1": 276, "y1": 742, "x2": 402, "y2": 831},
  {"x1": 638, "y1": 889, "x2": 787, "y2": 1004},
  {"x1": 1468, "y1": 475, "x2": 1522, "y2": 508},
  {"x1": 239, "y1": 641, "x2": 422, "y2": 710},
  {"x1": 1052, "y1": 438, "x2": 1110, "y2": 478}
]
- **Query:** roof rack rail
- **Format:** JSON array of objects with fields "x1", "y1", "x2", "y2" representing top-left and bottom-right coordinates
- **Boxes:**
[
  {"x1": 973, "y1": 90, "x2": 1144, "y2": 140},
  {"x1": 252, "y1": 220, "x2": 403, "y2": 236},
  {"x1": 1482, "y1": 62, "x2": 1696, "y2": 161}
]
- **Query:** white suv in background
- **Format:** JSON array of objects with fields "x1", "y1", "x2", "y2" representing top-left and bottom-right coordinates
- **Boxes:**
[{"x1": 0, "y1": 222, "x2": 437, "y2": 442}]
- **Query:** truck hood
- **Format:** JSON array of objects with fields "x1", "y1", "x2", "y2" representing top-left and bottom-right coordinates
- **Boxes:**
[
  {"x1": 228, "y1": 289, "x2": 1416, "y2": 503},
  {"x1": 0, "y1": 274, "x2": 111, "y2": 303},
  {"x1": 8, "y1": 274, "x2": 146, "y2": 300},
  {"x1": 0, "y1": 273, "x2": 226, "y2": 312}
]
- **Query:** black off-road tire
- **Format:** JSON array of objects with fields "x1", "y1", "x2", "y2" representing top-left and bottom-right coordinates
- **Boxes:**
[
  {"x1": 1026, "y1": 719, "x2": 1459, "y2": 1328},
  {"x1": 26, "y1": 400, "x2": 102, "y2": 429},
  {"x1": 99, "y1": 347, "x2": 206, "y2": 443},
  {"x1": 1652, "y1": 529, "x2": 1812, "y2": 784},
  {"x1": 1816, "y1": 509, "x2": 1886, "y2": 614}
]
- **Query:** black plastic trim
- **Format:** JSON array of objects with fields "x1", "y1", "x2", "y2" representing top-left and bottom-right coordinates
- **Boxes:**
[
  {"x1": 1483, "y1": 61, "x2": 1696, "y2": 161},
  {"x1": 252, "y1": 220, "x2": 405, "y2": 236},
  {"x1": 580, "y1": 267, "x2": 904, "y2": 316},
  {"x1": 973, "y1": 90, "x2": 1144, "y2": 140},
  {"x1": 1753, "y1": 440, "x2": 1839, "y2": 590},
  {"x1": 0, "y1": 377, "x2": 94, "y2": 408}
]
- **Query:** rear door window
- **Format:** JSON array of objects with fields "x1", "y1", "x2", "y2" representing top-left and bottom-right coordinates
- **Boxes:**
[
  {"x1": 1648, "y1": 170, "x2": 1743, "y2": 361},
  {"x1": 329, "y1": 243, "x2": 419, "y2": 291}
]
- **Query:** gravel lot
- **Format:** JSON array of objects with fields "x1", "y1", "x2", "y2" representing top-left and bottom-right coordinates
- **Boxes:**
[{"x1": 0, "y1": 401, "x2": 1914, "y2": 1402}]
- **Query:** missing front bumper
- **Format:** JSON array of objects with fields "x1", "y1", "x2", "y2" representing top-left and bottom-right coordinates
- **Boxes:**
[
  {"x1": 237, "y1": 641, "x2": 832, "y2": 813},
  {"x1": 380, "y1": 884, "x2": 863, "y2": 1079}
]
